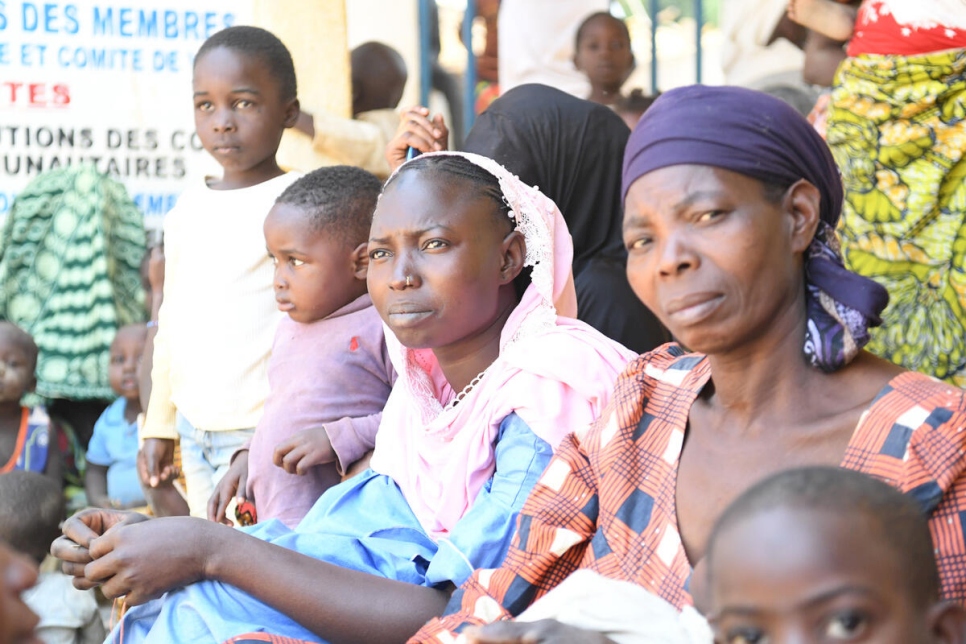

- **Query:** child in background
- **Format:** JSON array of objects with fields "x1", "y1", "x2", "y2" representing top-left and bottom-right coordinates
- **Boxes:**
[
  {"x1": 209, "y1": 166, "x2": 395, "y2": 529},
  {"x1": 295, "y1": 41, "x2": 408, "y2": 179},
  {"x1": 706, "y1": 467, "x2": 966, "y2": 643},
  {"x1": 0, "y1": 471, "x2": 105, "y2": 644},
  {"x1": 0, "y1": 322, "x2": 60, "y2": 485},
  {"x1": 140, "y1": 26, "x2": 301, "y2": 518},
  {"x1": 573, "y1": 12, "x2": 636, "y2": 107},
  {"x1": 85, "y1": 324, "x2": 147, "y2": 510}
]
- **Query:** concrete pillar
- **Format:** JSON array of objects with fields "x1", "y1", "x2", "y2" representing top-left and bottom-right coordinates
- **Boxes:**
[{"x1": 253, "y1": 0, "x2": 352, "y2": 171}]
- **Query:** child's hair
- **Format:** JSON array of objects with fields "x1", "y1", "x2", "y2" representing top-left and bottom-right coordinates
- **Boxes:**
[
  {"x1": 0, "y1": 322, "x2": 38, "y2": 371},
  {"x1": 574, "y1": 11, "x2": 631, "y2": 50},
  {"x1": 708, "y1": 466, "x2": 940, "y2": 606},
  {"x1": 195, "y1": 26, "x2": 297, "y2": 102},
  {"x1": 0, "y1": 471, "x2": 65, "y2": 564},
  {"x1": 275, "y1": 166, "x2": 382, "y2": 247},
  {"x1": 385, "y1": 155, "x2": 531, "y2": 299},
  {"x1": 350, "y1": 41, "x2": 408, "y2": 114},
  {"x1": 615, "y1": 89, "x2": 659, "y2": 116}
]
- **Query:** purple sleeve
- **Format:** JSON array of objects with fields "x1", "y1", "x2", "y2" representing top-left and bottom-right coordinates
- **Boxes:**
[{"x1": 325, "y1": 413, "x2": 383, "y2": 475}]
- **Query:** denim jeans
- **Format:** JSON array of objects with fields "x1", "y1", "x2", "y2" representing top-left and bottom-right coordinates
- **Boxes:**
[{"x1": 176, "y1": 413, "x2": 255, "y2": 518}]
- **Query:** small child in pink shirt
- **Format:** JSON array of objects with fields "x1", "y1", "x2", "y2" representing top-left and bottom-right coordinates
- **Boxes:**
[{"x1": 209, "y1": 166, "x2": 395, "y2": 529}]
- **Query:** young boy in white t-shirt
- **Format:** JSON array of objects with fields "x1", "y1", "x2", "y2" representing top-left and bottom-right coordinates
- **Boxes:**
[{"x1": 140, "y1": 26, "x2": 301, "y2": 517}]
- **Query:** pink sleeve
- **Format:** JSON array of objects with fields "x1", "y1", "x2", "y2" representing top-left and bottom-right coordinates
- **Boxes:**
[{"x1": 325, "y1": 413, "x2": 383, "y2": 476}]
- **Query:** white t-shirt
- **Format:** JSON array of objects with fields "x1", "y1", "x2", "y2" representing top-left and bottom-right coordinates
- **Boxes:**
[{"x1": 23, "y1": 571, "x2": 105, "y2": 644}]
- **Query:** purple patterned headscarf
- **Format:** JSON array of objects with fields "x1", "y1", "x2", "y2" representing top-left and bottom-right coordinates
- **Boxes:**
[{"x1": 621, "y1": 85, "x2": 889, "y2": 371}]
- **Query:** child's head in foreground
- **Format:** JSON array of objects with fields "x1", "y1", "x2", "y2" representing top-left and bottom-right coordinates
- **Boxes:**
[
  {"x1": 109, "y1": 324, "x2": 147, "y2": 404},
  {"x1": 0, "y1": 471, "x2": 64, "y2": 565},
  {"x1": 0, "y1": 322, "x2": 37, "y2": 408},
  {"x1": 192, "y1": 26, "x2": 300, "y2": 188},
  {"x1": 265, "y1": 166, "x2": 382, "y2": 325},
  {"x1": 573, "y1": 12, "x2": 635, "y2": 100},
  {"x1": 707, "y1": 466, "x2": 966, "y2": 644},
  {"x1": 0, "y1": 539, "x2": 39, "y2": 644}
]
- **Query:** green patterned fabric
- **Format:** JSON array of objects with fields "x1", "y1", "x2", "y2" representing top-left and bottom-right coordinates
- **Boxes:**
[
  {"x1": 828, "y1": 50, "x2": 966, "y2": 386},
  {"x1": 0, "y1": 165, "x2": 146, "y2": 399}
]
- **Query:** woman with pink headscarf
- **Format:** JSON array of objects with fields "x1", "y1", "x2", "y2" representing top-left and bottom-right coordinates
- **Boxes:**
[{"x1": 52, "y1": 153, "x2": 634, "y2": 644}]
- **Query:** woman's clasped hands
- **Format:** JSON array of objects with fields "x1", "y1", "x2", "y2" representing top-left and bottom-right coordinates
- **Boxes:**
[{"x1": 51, "y1": 508, "x2": 215, "y2": 605}]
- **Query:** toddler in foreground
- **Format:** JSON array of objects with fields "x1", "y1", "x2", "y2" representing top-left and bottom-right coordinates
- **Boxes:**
[
  {"x1": 0, "y1": 471, "x2": 105, "y2": 644},
  {"x1": 85, "y1": 323, "x2": 147, "y2": 510},
  {"x1": 209, "y1": 166, "x2": 395, "y2": 529},
  {"x1": 706, "y1": 466, "x2": 966, "y2": 644},
  {"x1": 468, "y1": 466, "x2": 966, "y2": 644},
  {"x1": 140, "y1": 26, "x2": 302, "y2": 517}
]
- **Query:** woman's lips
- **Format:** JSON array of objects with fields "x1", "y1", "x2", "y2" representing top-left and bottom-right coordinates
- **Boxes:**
[
  {"x1": 387, "y1": 305, "x2": 433, "y2": 328},
  {"x1": 665, "y1": 293, "x2": 724, "y2": 325}
]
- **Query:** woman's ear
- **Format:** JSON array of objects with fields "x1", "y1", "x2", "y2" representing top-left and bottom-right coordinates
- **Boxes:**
[
  {"x1": 499, "y1": 230, "x2": 526, "y2": 284},
  {"x1": 351, "y1": 242, "x2": 369, "y2": 281},
  {"x1": 785, "y1": 179, "x2": 821, "y2": 254},
  {"x1": 927, "y1": 600, "x2": 966, "y2": 644}
]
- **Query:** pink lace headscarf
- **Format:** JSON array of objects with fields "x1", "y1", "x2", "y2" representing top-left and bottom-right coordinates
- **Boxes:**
[{"x1": 369, "y1": 152, "x2": 634, "y2": 539}]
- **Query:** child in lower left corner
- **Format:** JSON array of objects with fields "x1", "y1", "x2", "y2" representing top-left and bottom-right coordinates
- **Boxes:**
[
  {"x1": 0, "y1": 470, "x2": 106, "y2": 644},
  {"x1": 85, "y1": 323, "x2": 148, "y2": 510},
  {"x1": 208, "y1": 166, "x2": 396, "y2": 530},
  {"x1": 0, "y1": 322, "x2": 60, "y2": 485}
]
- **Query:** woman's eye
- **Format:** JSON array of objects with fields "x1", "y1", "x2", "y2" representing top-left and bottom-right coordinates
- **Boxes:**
[
  {"x1": 627, "y1": 236, "x2": 653, "y2": 251},
  {"x1": 369, "y1": 249, "x2": 389, "y2": 261},
  {"x1": 825, "y1": 612, "x2": 868, "y2": 640},
  {"x1": 698, "y1": 210, "x2": 726, "y2": 223},
  {"x1": 424, "y1": 239, "x2": 447, "y2": 250},
  {"x1": 290, "y1": 258, "x2": 304, "y2": 267}
]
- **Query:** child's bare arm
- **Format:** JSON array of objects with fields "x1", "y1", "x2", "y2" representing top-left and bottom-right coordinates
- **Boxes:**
[
  {"x1": 136, "y1": 448, "x2": 188, "y2": 517},
  {"x1": 787, "y1": 0, "x2": 857, "y2": 42},
  {"x1": 208, "y1": 449, "x2": 249, "y2": 524},
  {"x1": 84, "y1": 464, "x2": 112, "y2": 508}
]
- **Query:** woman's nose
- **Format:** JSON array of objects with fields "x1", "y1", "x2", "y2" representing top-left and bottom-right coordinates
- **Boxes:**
[{"x1": 657, "y1": 234, "x2": 699, "y2": 277}]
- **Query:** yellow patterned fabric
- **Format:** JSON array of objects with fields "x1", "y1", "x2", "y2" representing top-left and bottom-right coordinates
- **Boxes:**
[{"x1": 827, "y1": 50, "x2": 966, "y2": 386}]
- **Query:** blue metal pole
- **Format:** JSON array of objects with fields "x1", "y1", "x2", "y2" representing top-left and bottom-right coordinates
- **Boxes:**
[
  {"x1": 418, "y1": 0, "x2": 432, "y2": 106},
  {"x1": 463, "y1": 0, "x2": 477, "y2": 131},
  {"x1": 649, "y1": 0, "x2": 659, "y2": 94},
  {"x1": 694, "y1": 0, "x2": 703, "y2": 83}
]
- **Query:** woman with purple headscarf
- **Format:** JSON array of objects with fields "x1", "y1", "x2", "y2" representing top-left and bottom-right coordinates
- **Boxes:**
[{"x1": 415, "y1": 86, "x2": 966, "y2": 643}]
